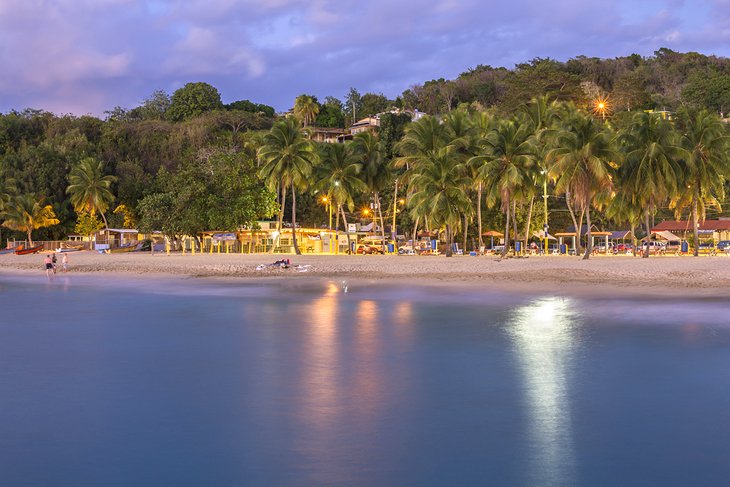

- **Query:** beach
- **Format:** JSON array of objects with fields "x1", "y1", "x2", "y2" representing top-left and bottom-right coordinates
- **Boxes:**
[{"x1": 2, "y1": 251, "x2": 730, "y2": 298}]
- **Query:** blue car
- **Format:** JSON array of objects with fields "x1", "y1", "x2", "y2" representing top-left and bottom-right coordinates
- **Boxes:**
[{"x1": 717, "y1": 240, "x2": 730, "y2": 251}]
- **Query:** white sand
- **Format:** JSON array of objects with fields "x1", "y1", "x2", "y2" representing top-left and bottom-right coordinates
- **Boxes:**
[{"x1": 2, "y1": 250, "x2": 730, "y2": 298}]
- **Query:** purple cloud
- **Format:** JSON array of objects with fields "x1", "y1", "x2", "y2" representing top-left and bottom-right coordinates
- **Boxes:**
[{"x1": 0, "y1": 0, "x2": 727, "y2": 116}]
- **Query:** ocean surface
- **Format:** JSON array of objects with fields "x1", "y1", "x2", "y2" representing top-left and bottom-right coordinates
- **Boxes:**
[{"x1": 1, "y1": 274, "x2": 729, "y2": 487}]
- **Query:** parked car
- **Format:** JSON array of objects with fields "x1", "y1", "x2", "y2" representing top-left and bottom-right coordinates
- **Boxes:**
[
  {"x1": 614, "y1": 243, "x2": 634, "y2": 254},
  {"x1": 716, "y1": 240, "x2": 730, "y2": 252},
  {"x1": 356, "y1": 243, "x2": 383, "y2": 255},
  {"x1": 697, "y1": 242, "x2": 716, "y2": 254},
  {"x1": 641, "y1": 241, "x2": 666, "y2": 255}
]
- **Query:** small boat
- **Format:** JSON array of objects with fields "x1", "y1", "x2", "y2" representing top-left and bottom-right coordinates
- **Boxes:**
[
  {"x1": 110, "y1": 242, "x2": 139, "y2": 253},
  {"x1": 0, "y1": 245, "x2": 22, "y2": 255},
  {"x1": 56, "y1": 247, "x2": 82, "y2": 253},
  {"x1": 15, "y1": 245, "x2": 44, "y2": 255}
]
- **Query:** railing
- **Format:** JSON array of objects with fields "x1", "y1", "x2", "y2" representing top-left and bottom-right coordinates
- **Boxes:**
[{"x1": 8, "y1": 240, "x2": 91, "y2": 251}]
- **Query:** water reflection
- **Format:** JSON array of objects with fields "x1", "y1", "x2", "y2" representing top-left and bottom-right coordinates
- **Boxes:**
[{"x1": 508, "y1": 297, "x2": 580, "y2": 486}]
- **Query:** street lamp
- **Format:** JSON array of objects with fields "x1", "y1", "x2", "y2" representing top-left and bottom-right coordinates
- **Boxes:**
[
  {"x1": 321, "y1": 196, "x2": 332, "y2": 230},
  {"x1": 593, "y1": 97, "x2": 610, "y2": 121}
]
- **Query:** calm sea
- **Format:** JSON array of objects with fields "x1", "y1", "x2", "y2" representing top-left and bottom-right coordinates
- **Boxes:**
[{"x1": 1, "y1": 274, "x2": 729, "y2": 487}]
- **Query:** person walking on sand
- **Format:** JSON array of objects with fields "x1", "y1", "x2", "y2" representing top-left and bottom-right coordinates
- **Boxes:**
[
  {"x1": 51, "y1": 253, "x2": 57, "y2": 274},
  {"x1": 62, "y1": 253, "x2": 69, "y2": 272},
  {"x1": 44, "y1": 255, "x2": 53, "y2": 279}
]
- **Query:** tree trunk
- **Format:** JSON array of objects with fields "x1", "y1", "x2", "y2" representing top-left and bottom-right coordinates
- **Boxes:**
[
  {"x1": 445, "y1": 224, "x2": 453, "y2": 257},
  {"x1": 512, "y1": 199, "x2": 518, "y2": 255},
  {"x1": 391, "y1": 180, "x2": 399, "y2": 248},
  {"x1": 27, "y1": 229, "x2": 33, "y2": 248},
  {"x1": 341, "y1": 205, "x2": 352, "y2": 254},
  {"x1": 477, "y1": 182, "x2": 484, "y2": 249},
  {"x1": 272, "y1": 182, "x2": 286, "y2": 253},
  {"x1": 291, "y1": 184, "x2": 301, "y2": 255},
  {"x1": 503, "y1": 194, "x2": 510, "y2": 258},
  {"x1": 100, "y1": 211, "x2": 109, "y2": 230},
  {"x1": 566, "y1": 190, "x2": 581, "y2": 255},
  {"x1": 692, "y1": 186, "x2": 699, "y2": 257},
  {"x1": 643, "y1": 208, "x2": 651, "y2": 258},
  {"x1": 462, "y1": 214, "x2": 468, "y2": 252},
  {"x1": 412, "y1": 215, "x2": 419, "y2": 251},
  {"x1": 582, "y1": 203, "x2": 592, "y2": 260},
  {"x1": 376, "y1": 192, "x2": 387, "y2": 252},
  {"x1": 523, "y1": 195, "x2": 534, "y2": 252},
  {"x1": 630, "y1": 223, "x2": 637, "y2": 257}
]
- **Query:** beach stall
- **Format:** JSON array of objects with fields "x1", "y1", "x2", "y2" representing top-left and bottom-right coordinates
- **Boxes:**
[{"x1": 554, "y1": 232, "x2": 577, "y2": 255}]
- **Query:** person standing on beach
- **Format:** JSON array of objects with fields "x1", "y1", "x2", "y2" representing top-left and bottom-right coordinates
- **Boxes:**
[
  {"x1": 44, "y1": 255, "x2": 53, "y2": 278},
  {"x1": 62, "y1": 253, "x2": 69, "y2": 272},
  {"x1": 51, "y1": 253, "x2": 57, "y2": 274}
]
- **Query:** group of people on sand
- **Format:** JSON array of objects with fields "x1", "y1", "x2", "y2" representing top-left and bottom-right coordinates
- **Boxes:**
[{"x1": 43, "y1": 253, "x2": 69, "y2": 278}]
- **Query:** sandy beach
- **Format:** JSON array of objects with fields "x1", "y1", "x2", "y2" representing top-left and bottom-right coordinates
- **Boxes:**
[{"x1": 2, "y1": 250, "x2": 730, "y2": 298}]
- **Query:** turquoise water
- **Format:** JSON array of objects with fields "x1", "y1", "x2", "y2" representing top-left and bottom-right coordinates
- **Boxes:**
[{"x1": 1, "y1": 274, "x2": 729, "y2": 486}]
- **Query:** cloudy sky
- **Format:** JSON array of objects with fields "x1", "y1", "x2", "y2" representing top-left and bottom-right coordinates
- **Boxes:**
[{"x1": 1, "y1": 0, "x2": 728, "y2": 116}]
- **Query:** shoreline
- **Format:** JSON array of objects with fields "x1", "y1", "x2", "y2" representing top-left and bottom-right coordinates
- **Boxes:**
[{"x1": 2, "y1": 251, "x2": 730, "y2": 299}]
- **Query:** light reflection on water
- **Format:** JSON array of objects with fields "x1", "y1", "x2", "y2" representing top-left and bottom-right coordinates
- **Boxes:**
[
  {"x1": 508, "y1": 297, "x2": 581, "y2": 487},
  {"x1": 1, "y1": 276, "x2": 730, "y2": 487}
]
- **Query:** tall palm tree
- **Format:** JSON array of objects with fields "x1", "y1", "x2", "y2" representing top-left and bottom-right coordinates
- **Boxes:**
[
  {"x1": 408, "y1": 148, "x2": 472, "y2": 254},
  {"x1": 293, "y1": 95, "x2": 320, "y2": 127},
  {"x1": 352, "y1": 132, "x2": 389, "y2": 249},
  {"x1": 394, "y1": 115, "x2": 449, "y2": 243},
  {"x1": 66, "y1": 157, "x2": 116, "y2": 229},
  {"x1": 674, "y1": 109, "x2": 730, "y2": 256},
  {"x1": 314, "y1": 142, "x2": 366, "y2": 252},
  {"x1": 617, "y1": 112, "x2": 682, "y2": 257},
  {"x1": 258, "y1": 118, "x2": 316, "y2": 255},
  {"x1": 2, "y1": 194, "x2": 59, "y2": 246},
  {"x1": 444, "y1": 110, "x2": 477, "y2": 250},
  {"x1": 469, "y1": 111, "x2": 497, "y2": 249},
  {"x1": 521, "y1": 96, "x2": 560, "y2": 252},
  {"x1": 547, "y1": 112, "x2": 617, "y2": 260},
  {"x1": 472, "y1": 118, "x2": 536, "y2": 257}
]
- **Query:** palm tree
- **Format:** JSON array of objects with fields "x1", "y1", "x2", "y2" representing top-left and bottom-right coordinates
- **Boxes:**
[
  {"x1": 444, "y1": 110, "x2": 477, "y2": 250},
  {"x1": 293, "y1": 95, "x2": 320, "y2": 127},
  {"x1": 66, "y1": 157, "x2": 116, "y2": 229},
  {"x1": 314, "y1": 142, "x2": 367, "y2": 252},
  {"x1": 472, "y1": 118, "x2": 536, "y2": 257},
  {"x1": 617, "y1": 112, "x2": 682, "y2": 257},
  {"x1": 605, "y1": 188, "x2": 643, "y2": 256},
  {"x1": 674, "y1": 109, "x2": 730, "y2": 256},
  {"x1": 408, "y1": 148, "x2": 472, "y2": 255},
  {"x1": 352, "y1": 132, "x2": 390, "y2": 249},
  {"x1": 2, "y1": 194, "x2": 60, "y2": 246},
  {"x1": 521, "y1": 96, "x2": 560, "y2": 252},
  {"x1": 547, "y1": 111, "x2": 617, "y2": 260},
  {"x1": 258, "y1": 118, "x2": 316, "y2": 255},
  {"x1": 394, "y1": 115, "x2": 449, "y2": 244},
  {"x1": 469, "y1": 111, "x2": 497, "y2": 249}
]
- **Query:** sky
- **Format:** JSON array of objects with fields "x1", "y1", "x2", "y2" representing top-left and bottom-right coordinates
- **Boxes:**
[{"x1": 0, "y1": 0, "x2": 729, "y2": 116}]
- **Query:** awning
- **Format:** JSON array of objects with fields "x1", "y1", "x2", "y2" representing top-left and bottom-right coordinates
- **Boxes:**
[
  {"x1": 651, "y1": 230, "x2": 682, "y2": 241},
  {"x1": 213, "y1": 233, "x2": 237, "y2": 241},
  {"x1": 533, "y1": 231, "x2": 557, "y2": 240}
]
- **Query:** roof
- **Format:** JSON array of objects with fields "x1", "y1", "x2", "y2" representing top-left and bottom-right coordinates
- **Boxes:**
[
  {"x1": 105, "y1": 228, "x2": 138, "y2": 234},
  {"x1": 609, "y1": 230, "x2": 633, "y2": 240},
  {"x1": 652, "y1": 219, "x2": 730, "y2": 232},
  {"x1": 651, "y1": 230, "x2": 682, "y2": 241}
]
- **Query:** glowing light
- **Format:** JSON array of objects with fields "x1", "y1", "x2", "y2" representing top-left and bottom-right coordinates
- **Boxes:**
[{"x1": 592, "y1": 97, "x2": 611, "y2": 121}]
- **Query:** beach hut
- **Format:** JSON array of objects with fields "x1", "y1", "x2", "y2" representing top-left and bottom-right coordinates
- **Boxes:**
[{"x1": 482, "y1": 230, "x2": 503, "y2": 251}]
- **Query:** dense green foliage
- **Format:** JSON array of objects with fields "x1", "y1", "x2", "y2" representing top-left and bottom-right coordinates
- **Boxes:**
[{"x1": 1, "y1": 49, "x2": 730, "y2": 254}]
